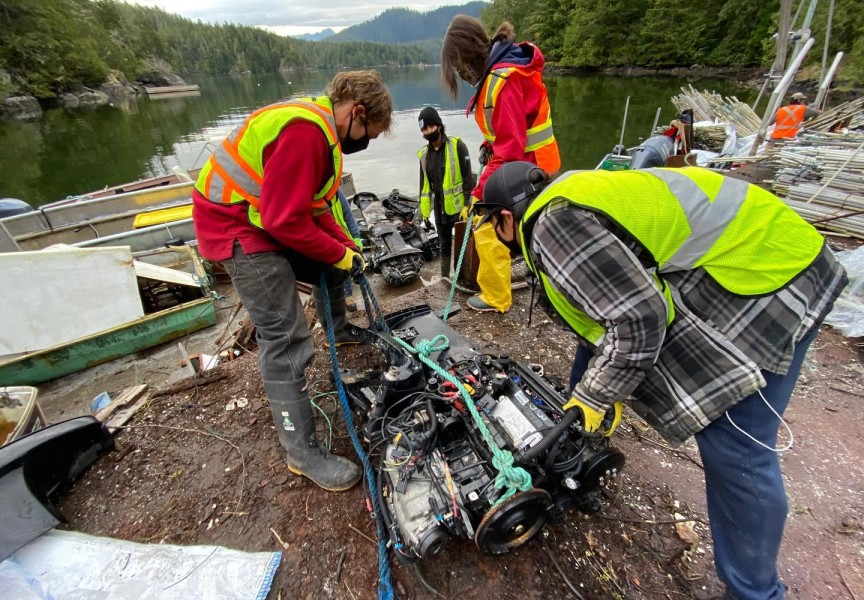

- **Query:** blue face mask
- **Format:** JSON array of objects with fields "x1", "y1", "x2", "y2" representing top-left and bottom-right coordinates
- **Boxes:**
[{"x1": 341, "y1": 112, "x2": 370, "y2": 155}]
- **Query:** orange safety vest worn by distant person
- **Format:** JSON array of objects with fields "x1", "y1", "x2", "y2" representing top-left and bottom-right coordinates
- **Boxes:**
[{"x1": 771, "y1": 104, "x2": 807, "y2": 140}]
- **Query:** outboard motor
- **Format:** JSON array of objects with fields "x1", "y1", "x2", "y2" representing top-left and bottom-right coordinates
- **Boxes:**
[
  {"x1": 629, "y1": 135, "x2": 674, "y2": 169},
  {"x1": 0, "y1": 198, "x2": 34, "y2": 219},
  {"x1": 354, "y1": 192, "x2": 425, "y2": 287}
]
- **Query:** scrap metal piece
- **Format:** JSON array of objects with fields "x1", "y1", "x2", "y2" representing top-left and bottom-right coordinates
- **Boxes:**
[{"x1": 0, "y1": 416, "x2": 114, "y2": 561}]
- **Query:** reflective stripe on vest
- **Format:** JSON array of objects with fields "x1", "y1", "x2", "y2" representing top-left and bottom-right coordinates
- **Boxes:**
[
  {"x1": 330, "y1": 194, "x2": 349, "y2": 236},
  {"x1": 649, "y1": 169, "x2": 749, "y2": 272},
  {"x1": 475, "y1": 65, "x2": 560, "y2": 173},
  {"x1": 771, "y1": 104, "x2": 806, "y2": 139},
  {"x1": 195, "y1": 97, "x2": 342, "y2": 228},
  {"x1": 518, "y1": 167, "x2": 824, "y2": 341},
  {"x1": 418, "y1": 136, "x2": 465, "y2": 218}
]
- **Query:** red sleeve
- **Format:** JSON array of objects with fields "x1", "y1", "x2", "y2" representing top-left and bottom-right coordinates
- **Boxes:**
[
  {"x1": 472, "y1": 77, "x2": 529, "y2": 201},
  {"x1": 314, "y1": 210, "x2": 356, "y2": 249},
  {"x1": 259, "y1": 121, "x2": 348, "y2": 264}
]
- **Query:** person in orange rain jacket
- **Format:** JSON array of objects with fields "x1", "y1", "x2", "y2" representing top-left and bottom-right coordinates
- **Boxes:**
[{"x1": 441, "y1": 16, "x2": 560, "y2": 313}]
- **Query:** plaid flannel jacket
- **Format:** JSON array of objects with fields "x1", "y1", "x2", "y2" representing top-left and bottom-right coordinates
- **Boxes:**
[{"x1": 531, "y1": 201, "x2": 847, "y2": 445}]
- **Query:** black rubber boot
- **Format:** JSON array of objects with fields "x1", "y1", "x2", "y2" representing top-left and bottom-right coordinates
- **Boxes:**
[
  {"x1": 440, "y1": 256, "x2": 451, "y2": 278},
  {"x1": 313, "y1": 285, "x2": 359, "y2": 346},
  {"x1": 265, "y1": 380, "x2": 361, "y2": 492}
]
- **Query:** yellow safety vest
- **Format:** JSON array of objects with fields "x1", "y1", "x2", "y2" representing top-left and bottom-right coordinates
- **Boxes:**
[
  {"x1": 330, "y1": 194, "x2": 349, "y2": 235},
  {"x1": 418, "y1": 136, "x2": 465, "y2": 219},
  {"x1": 519, "y1": 167, "x2": 825, "y2": 344},
  {"x1": 195, "y1": 97, "x2": 342, "y2": 228}
]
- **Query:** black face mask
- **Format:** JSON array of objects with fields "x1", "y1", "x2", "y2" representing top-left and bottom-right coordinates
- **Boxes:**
[
  {"x1": 502, "y1": 237, "x2": 521, "y2": 255},
  {"x1": 423, "y1": 129, "x2": 441, "y2": 144},
  {"x1": 341, "y1": 113, "x2": 370, "y2": 155},
  {"x1": 494, "y1": 217, "x2": 522, "y2": 254}
]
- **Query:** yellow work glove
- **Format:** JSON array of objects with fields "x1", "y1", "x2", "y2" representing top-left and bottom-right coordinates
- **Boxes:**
[
  {"x1": 563, "y1": 396, "x2": 623, "y2": 437},
  {"x1": 459, "y1": 206, "x2": 469, "y2": 220},
  {"x1": 334, "y1": 247, "x2": 365, "y2": 277}
]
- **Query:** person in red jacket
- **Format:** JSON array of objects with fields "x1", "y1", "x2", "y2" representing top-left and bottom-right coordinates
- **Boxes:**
[
  {"x1": 441, "y1": 16, "x2": 560, "y2": 312},
  {"x1": 192, "y1": 70, "x2": 393, "y2": 492}
]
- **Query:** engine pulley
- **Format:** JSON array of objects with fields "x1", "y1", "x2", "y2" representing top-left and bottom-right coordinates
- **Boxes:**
[{"x1": 474, "y1": 489, "x2": 552, "y2": 555}]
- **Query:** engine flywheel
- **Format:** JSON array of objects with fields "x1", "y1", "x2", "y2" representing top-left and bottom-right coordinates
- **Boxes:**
[{"x1": 474, "y1": 488, "x2": 552, "y2": 555}]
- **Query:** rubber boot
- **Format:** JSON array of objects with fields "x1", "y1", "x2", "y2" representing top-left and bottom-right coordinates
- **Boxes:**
[
  {"x1": 440, "y1": 256, "x2": 451, "y2": 279},
  {"x1": 265, "y1": 379, "x2": 361, "y2": 492},
  {"x1": 312, "y1": 285, "x2": 359, "y2": 347}
]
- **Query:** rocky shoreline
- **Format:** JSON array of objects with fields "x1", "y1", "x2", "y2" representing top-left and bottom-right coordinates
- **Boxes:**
[{"x1": 0, "y1": 60, "x2": 189, "y2": 121}]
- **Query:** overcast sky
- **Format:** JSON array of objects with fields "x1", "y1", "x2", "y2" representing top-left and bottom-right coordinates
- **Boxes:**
[{"x1": 127, "y1": 1, "x2": 467, "y2": 36}]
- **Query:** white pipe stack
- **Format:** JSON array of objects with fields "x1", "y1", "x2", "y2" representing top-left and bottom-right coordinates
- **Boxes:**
[{"x1": 769, "y1": 133, "x2": 864, "y2": 237}]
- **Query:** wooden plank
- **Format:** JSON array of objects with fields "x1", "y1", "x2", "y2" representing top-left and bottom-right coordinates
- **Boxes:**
[
  {"x1": 0, "y1": 298, "x2": 216, "y2": 386},
  {"x1": 105, "y1": 393, "x2": 152, "y2": 434},
  {"x1": 133, "y1": 260, "x2": 201, "y2": 287},
  {"x1": 94, "y1": 384, "x2": 149, "y2": 423}
]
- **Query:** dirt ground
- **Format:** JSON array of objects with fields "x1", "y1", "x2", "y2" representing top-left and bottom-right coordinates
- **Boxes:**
[{"x1": 54, "y1": 277, "x2": 864, "y2": 600}]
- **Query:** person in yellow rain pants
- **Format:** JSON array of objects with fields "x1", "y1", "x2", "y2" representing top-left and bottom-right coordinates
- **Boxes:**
[{"x1": 442, "y1": 16, "x2": 561, "y2": 312}]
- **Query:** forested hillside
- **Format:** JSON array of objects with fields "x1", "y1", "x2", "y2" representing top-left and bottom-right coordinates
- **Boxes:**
[
  {"x1": 330, "y1": 3, "x2": 486, "y2": 43},
  {"x1": 0, "y1": 0, "x2": 429, "y2": 99},
  {"x1": 480, "y1": 0, "x2": 864, "y2": 81},
  {"x1": 2, "y1": 0, "x2": 861, "y2": 102}
]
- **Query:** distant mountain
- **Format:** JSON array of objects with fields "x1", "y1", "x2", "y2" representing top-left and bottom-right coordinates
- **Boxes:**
[
  {"x1": 329, "y1": 2, "x2": 487, "y2": 45},
  {"x1": 291, "y1": 27, "x2": 336, "y2": 42},
  {"x1": 295, "y1": 28, "x2": 336, "y2": 41}
]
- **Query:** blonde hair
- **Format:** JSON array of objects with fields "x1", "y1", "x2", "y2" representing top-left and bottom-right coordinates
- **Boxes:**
[
  {"x1": 441, "y1": 17, "x2": 516, "y2": 101},
  {"x1": 326, "y1": 70, "x2": 393, "y2": 132}
]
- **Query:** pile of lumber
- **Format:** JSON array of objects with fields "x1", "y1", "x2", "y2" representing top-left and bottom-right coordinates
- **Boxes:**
[
  {"x1": 671, "y1": 86, "x2": 762, "y2": 136},
  {"x1": 768, "y1": 132, "x2": 864, "y2": 237},
  {"x1": 804, "y1": 97, "x2": 864, "y2": 133}
]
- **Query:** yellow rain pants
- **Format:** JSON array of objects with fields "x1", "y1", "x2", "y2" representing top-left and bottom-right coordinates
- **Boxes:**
[{"x1": 472, "y1": 216, "x2": 511, "y2": 312}]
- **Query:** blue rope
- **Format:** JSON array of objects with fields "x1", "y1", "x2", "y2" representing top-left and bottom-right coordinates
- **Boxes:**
[
  {"x1": 320, "y1": 274, "x2": 396, "y2": 600},
  {"x1": 442, "y1": 210, "x2": 474, "y2": 322},
  {"x1": 358, "y1": 274, "x2": 389, "y2": 333},
  {"x1": 391, "y1": 334, "x2": 533, "y2": 503}
]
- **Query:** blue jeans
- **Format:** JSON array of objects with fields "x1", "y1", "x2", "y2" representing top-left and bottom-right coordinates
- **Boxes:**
[
  {"x1": 344, "y1": 278, "x2": 353, "y2": 297},
  {"x1": 570, "y1": 331, "x2": 817, "y2": 600}
]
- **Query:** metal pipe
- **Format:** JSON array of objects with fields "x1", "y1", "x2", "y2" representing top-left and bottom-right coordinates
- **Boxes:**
[
  {"x1": 775, "y1": 0, "x2": 794, "y2": 78},
  {"x1": 820, "y1": 0, "x2": 835, "y2": 84},
  {"x1": 815, "y1": 52, "x2": 844, "y2": 109},
  {"x1": 650, "y1": 107, "x2": 662, "y2": 137},
  {"x1": 618, "y1": 96, "x2": 631, "y2": 149},
  {"x1": 788, "y1": 0, "x2": 819, "y2": 70}
]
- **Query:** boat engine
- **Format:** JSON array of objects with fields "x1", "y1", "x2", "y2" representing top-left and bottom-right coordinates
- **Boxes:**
[
  {"x1": 354, "y1": 191, "x2": 438, "y2": 287},
  {"x1": 342, "y1": 305, "x2": 625, "y2": 559}
]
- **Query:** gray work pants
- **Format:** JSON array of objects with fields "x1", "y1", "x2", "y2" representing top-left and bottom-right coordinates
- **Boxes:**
[{"x1": 223, "y1": 243, "x2": 345, "y2": 383}]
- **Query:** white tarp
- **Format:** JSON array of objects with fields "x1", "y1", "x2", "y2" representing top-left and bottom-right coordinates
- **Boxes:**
[
  {"x1": 825, "y1": 246, "x2": 864, "y2": 337},
  {"x1": 0, "y1": 530, "x2": 281, "y2": 600},
  {"x1": 0, "y1": 247, "x2": 143, "y2": 356}
]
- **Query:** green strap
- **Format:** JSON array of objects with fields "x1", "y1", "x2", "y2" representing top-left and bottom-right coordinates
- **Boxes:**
[{"x1": 391, "y1": 334, "x2": 532, "y2": 503}]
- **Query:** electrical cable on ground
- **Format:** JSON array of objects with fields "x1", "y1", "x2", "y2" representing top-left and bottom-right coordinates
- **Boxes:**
[
  {"x1": 412, "y1": 563, "x2": 446, "y2": 599},
  {"x1": 541, "y1": 535, "x2": 586, "y2": 600}
]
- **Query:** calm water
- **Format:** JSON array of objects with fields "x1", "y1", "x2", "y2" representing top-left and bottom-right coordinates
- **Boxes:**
[{"x1": 0, "y1": 68, "x2": 753, "y2": 206}]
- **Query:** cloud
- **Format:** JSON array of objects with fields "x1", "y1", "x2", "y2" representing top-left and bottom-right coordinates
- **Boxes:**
[{"x1": 127, "y1": 0, "x2": 459, "y2": 31}]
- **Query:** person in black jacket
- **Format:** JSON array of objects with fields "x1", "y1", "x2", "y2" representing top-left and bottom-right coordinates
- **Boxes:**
[{"x1": 417, "y1": 106, "x2": 474, "y2": 278}]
